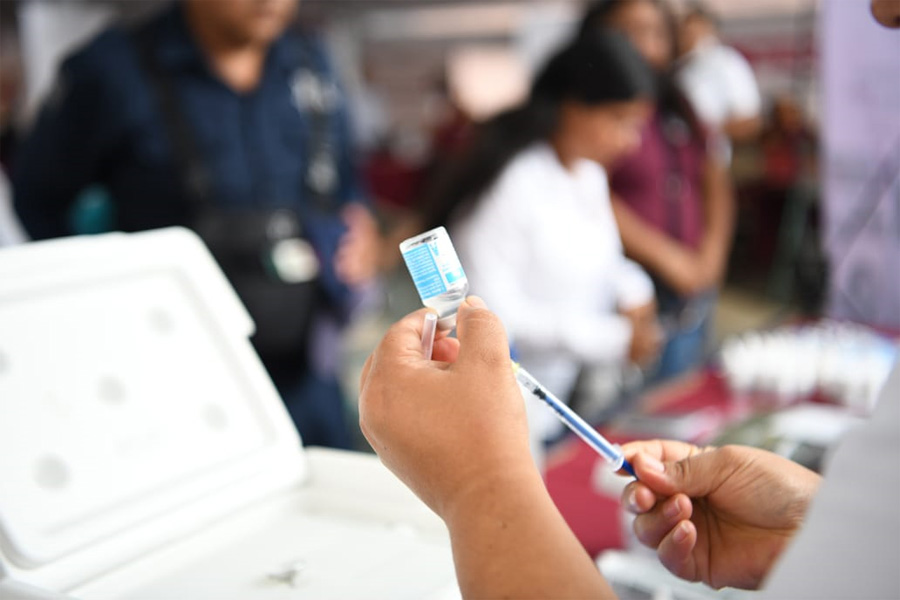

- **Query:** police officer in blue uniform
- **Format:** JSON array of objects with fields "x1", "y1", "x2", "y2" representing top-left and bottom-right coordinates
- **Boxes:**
[{"x1": 13, "y1": 0, "x2": 380, "y2": 449}]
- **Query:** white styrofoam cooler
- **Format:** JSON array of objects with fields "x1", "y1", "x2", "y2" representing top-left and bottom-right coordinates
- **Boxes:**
[{"x1": 0, "y1": 228, "x2": 458, "y2": 599}]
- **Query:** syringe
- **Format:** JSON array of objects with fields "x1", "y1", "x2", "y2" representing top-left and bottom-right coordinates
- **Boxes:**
[
  {"x1": 418, "y1": 312, "x2": 635, "y2": 477},
  {"x1": 512, "y1": 362, "x2": 636, "y2": 477}
]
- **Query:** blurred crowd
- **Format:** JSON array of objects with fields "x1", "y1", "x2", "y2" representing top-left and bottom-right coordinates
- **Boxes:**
[{"x1": 0, "y1": 0, "x2": 824, "y2": 455}]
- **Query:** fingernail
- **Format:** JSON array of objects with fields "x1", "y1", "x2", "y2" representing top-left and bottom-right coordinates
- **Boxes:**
[
  {"x1": 643, "y1": 456, "x2": 665, "y2": 473},
  {"x1": 627, "y1": 490, "x2": 640, "y2": 513},
  {"x1": 673, "y1": 522, "x2": 689, "y2": 543},
  {"x1": 466, "y1": 295, "x2": 487, "y2": 309},
  {"x1": 664, "y1": 498, "x2": 681, "y2": 520}
]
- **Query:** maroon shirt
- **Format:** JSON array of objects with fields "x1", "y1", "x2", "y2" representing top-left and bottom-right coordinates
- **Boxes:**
[{"x1": 608, "y1": 110, "x2": 706, "y2": 250}]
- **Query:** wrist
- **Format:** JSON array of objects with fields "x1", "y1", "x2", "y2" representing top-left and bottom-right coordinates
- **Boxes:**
[
  {"x1": 442, "y1": 462, "x2": 546, "y2": 532},
  {"x1": 440, "y1": 458, "x2": 613, "y2": 598}
]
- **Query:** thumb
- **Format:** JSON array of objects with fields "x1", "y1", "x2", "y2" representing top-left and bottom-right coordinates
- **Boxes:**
[
  {"x1": 454, "y1": 296, "x2": 512, "y2": 371},
  {"x1": 632, "y1": 447, "x2": 738, "y2": 499}
]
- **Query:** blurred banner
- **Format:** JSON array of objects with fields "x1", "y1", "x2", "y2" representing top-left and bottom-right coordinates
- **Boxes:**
[{"x1": 821, "y1": 0, "x2": 900, "y2": 329}]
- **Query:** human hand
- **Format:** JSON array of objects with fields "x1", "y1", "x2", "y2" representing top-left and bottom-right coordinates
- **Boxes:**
[
  {"x1": 334, "y1": 203, "x2": 381, "y2": 286},
  {"x1": 697, "y1": 236, "x2": 728, "y2": 289},
  {"x1": 358, "y1": 297, "x2": 539, "y2": 520},
  {"x1": 621, "y1": 440, "x2": 821, "y2": 590},
  {"x1": 361, "y1": 299, "x2": 615, "y2": 597},
  {"x1": 658, "y1": 247, "x2": 715, "y2": 297},
  {"x1": 622, "y1": 302, "x2": 662, "y2": 366}
]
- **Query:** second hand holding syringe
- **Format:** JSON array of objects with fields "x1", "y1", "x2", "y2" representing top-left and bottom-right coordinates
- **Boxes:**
[{"x1": 513, "y1": 363, "x2": 636, "y2": 477}]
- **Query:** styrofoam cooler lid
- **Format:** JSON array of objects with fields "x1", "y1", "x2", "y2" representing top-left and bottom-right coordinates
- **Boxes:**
[{"x1": 0, "y1": 228, "x2": 306, "y2": 590}]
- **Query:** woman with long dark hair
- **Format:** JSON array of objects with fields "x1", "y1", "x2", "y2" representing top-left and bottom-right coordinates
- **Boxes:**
[
  {"x1": 580, "y1": 0, "x2": 735, "y2": 383},
  {"x1": 433, "y1": 31, "x2": 661, "y2": 459}
]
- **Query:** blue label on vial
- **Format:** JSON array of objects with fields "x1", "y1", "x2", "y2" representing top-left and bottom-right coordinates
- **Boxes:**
[
  {"x1": 445, "y1": 268, "x2": 464, "y2": 284},
  {"x1": 402, "y1": 244, "x2": 447, "y2": 299}
]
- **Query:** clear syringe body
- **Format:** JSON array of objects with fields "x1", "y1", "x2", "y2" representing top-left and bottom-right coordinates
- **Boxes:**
[{"x1": 400, "y1": 226, "x2": 469, "y2": 330}]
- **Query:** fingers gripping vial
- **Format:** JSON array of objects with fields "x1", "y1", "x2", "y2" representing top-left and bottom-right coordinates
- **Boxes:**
[{"x1": 400, "y1": 227, "x2": 469, "y2": 330}]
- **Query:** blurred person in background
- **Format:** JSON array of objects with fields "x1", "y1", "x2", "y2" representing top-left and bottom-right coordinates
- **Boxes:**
[
  {"x1": 429, "y1": 31, "x2": 662, "y2": 464},
  {"x1": 0, "y1": 176, "x2": 26, "y2": 247},
  {"x1": 375, "y1": 71, "x2": 477, "y2": 269},
  {"x1": 676, "y1": 2, "x2": 762, "y2": 161},
  {"x1": 1, "y1": 10, "x2": 23, "y2": 173},
  {"x1": 427, "y1": 75, "x2": 476, "y2": 171},
  {"x1": 12, "y1": 0, "x2": 380, "y2": 449},
  {"x1": 761, "y1": 94, "x2": 817, "y2": 198},
  {"x1": 754, "y1": 94, "x2": 818, "y2": 274},
  {"x1": 581, "y1": 0, "x2": 735, "y2": 384},
  {"x1": 0, "y1": 12, "x2": 28, "y2": 247}
]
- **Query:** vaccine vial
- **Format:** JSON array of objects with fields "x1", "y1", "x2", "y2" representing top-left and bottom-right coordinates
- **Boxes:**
[{"x1": 399, "y1": 226, "x2": 469, "y2": 330}]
